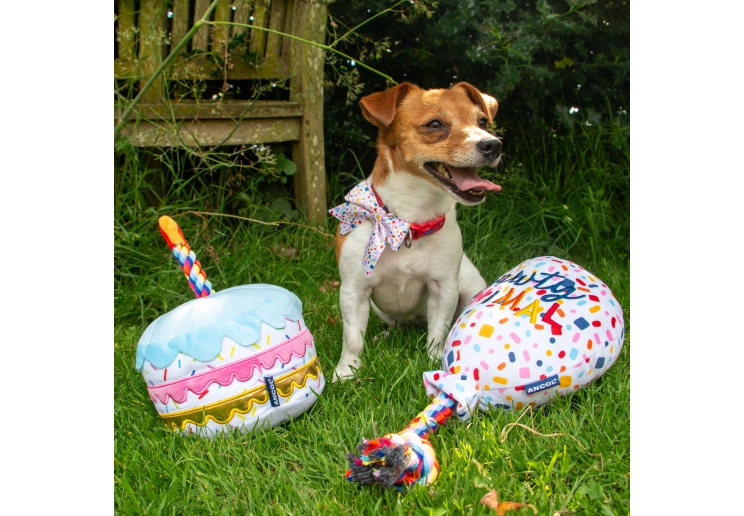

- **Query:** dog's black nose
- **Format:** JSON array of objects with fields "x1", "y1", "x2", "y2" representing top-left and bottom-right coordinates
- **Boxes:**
[{"x1": 477, "y1": 138, "x2": 501, "y2": 159}]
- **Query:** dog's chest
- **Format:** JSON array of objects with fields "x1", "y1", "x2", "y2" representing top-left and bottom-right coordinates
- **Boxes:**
[
  {"x1": 375, "y1": 238, "x2": 443, "y2": 277},
  {"x1": 369, "y1": 230, "x2": 463, "y2": 313}
]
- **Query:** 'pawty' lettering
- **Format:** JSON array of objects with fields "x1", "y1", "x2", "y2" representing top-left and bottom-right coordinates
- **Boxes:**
[{"x1": 495, "y1": 270, "x2": 586, "y2": 303}]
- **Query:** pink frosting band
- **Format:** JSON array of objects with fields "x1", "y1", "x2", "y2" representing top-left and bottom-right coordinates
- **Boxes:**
[{"x1": 147, "y1": 328, "x2": 314, "y2": 404}]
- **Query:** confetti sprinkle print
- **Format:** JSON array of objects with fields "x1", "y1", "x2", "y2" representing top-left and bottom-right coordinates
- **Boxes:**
[{"x1": 423, "y1": 256, "x2": 625, "y2": 421}]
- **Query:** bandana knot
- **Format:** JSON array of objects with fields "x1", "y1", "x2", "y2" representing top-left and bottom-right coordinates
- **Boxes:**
[{"x1": 329, "y1": 180, "x2": 412, "y2": 276}]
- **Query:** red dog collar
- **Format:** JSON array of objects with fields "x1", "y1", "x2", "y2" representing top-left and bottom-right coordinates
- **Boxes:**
[{"x1": 371, "y1": 183, "x2": 446, "y2": 243}]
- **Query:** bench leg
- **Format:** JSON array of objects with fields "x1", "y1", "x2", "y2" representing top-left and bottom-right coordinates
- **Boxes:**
[{"x1": 289, "y1": 0, "x2": 327, "y2": 226}]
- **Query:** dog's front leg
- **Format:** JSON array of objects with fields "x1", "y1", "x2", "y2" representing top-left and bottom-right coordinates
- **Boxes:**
[
  {"x1": 333, "y1": 280, "x2": 372, "y2": 381},
  {"x1": 425, "y1": 278, "x2": 460, "y2": 361}
]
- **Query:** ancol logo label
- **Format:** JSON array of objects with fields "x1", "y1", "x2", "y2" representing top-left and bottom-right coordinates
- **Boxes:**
[
  {"x1": 523, "y1": 374, "x2": 559, "y2": 394},
  {"x1": 265, "y1": 376, "x2": 281, "y2": 407}
]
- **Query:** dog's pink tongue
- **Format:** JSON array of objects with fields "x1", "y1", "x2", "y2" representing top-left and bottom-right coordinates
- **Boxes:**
[{"x1": 449, "y1": 167, "x2": 501, "y2": 192}]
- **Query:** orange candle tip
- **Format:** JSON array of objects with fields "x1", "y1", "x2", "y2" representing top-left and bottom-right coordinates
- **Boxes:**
[{"x1": 158, "y1": 215, "x2": 187, "y2": 249}]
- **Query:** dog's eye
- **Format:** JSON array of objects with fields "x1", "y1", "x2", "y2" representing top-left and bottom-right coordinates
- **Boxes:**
[
  {"x1": 478, "y1": 117, "x2": 488, "y2": 129},
  {"x1": 426, "y1": 120, "x2": 444, "y2": 130}
]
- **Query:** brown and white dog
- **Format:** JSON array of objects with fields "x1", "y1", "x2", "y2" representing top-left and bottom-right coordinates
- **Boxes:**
[{"x1": 330, "y1": 82, "x2": 503, "y2": 381}]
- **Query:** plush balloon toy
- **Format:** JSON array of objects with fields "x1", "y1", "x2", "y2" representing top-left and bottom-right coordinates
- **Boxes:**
[
  {"x1": 346, "y1": 256, "x2": 624, "y2": 489},
  {"x1": 136, "y1": 216, "x2": 325, "y2": 437}
]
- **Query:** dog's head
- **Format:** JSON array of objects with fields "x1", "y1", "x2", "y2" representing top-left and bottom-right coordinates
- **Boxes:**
[{"x1": 360, "y1": 82, "x2": 502, "y2": 205}]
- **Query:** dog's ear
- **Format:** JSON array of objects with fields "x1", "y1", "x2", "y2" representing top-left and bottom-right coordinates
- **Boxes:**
[
  {"x1": 453, "y1": 82, "x2": 499, "y2": 121},
  {"x1": 480, "y1": 93, "x2": 499, "y2": 121},
  {"x1": 359, "y1": 82, "x2": 416, "y2": 128}
]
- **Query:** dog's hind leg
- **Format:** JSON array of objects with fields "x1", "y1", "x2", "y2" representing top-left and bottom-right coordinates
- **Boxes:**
[
  {"x1": 425, "y1": 277, "x2": 461, "y2": 361},
  {"x1": 370, "y1": 299, "x2": 405, "y2": 343},
  {"x1": 333, "y1": 281, "x2": 372, "y2": 381},
  {"x1": 455, "y1": 254, "x2": 488, "y2": 318},
  {"x1": 370, "y1": 298, "x2": 401, "y2": 327}
]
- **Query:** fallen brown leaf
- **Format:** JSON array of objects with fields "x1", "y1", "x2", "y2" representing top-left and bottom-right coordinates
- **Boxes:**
[
  {"x1": 497, "y1": 501, "x2": 536, "y2": 515},
  {"x1": 204, "y1": 245, "x2": 221, "y2": 265},
  {"x1": 319, "y1": 279, "x2": 341, "y2": 293},
  {"x1": 270, "y1": 243, "x2": 299, "y2": 260},
  {"x1": 480, "y1": 490, "x2": 500, "y2": 510},
  {"x1": 479, "y1": 490, "x2": 537, "y2": 515}
]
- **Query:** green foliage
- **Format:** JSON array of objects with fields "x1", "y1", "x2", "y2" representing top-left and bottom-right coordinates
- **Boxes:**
[{"x1": 325, "y1": 0, "x2": 629, "y2": 194}]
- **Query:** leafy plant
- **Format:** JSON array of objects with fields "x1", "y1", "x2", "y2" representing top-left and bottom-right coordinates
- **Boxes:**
[{"x1": 324, "y1": 0, "x2": 629, "y2": 195}]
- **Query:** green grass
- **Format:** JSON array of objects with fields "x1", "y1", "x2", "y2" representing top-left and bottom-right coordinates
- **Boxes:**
[{"x1": 114, "y1": 121, "x2": 629, "y2": 515}]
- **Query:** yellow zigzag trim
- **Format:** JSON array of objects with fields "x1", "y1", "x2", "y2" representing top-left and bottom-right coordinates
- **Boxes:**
[{"x1": 160, "y1": 357, "x2": 321, "y2": 431}]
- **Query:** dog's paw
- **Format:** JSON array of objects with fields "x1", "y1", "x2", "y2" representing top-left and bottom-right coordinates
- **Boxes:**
[
  {"x1": 332, "y1": 362, "x2": 358, "y2": 382},
  {"x1": 372, "y1": 328, "x2": 393, "y2": 344},
  {"x1": 427, "y1": 343, "x2": 445, "y2": 363}
]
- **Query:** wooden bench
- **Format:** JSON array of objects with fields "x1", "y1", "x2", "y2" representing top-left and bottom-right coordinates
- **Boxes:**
[{"x1": 114, "y1": 0, "x2": 327, "y2": 224}]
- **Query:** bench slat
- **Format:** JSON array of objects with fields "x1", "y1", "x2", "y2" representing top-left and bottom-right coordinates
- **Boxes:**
[
  {"x1": 192, "y1": 0, "x2": 211, "y2": 51},
  {"x1": 138, "y1": 0, "x2": 168, "y2": 103},
  {"x1": 116, "y1": 0, "x2": 137, "y2": 60},
  {"x1": 248, "y1": 0, "x2": 270, "y2": 57},
  {"x1": 119, "y1": 117, "x2": 301, "y2": 147},
  {"x1": 265, "y1": 0, "x2": 288, "y2": 59},
  {"x1": 211, "y1": 0, "x2": 233, "y2": 57},
  {"x1": 233, "y1": 0, "x2": 251, "y2": 37},
  {"x1": 281, "y1": 0, "x2": 295, "y2": 58},
  {"x1": 171, "y1": 0, "x2": 190, "y2": 48},
  {"x1": 123, "y1": 101, "x2": 303, "y2": 120}
]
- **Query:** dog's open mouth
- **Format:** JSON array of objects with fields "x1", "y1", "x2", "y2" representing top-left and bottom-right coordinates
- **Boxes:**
[{"x1": 423, "y1": 162, "x2": 501, "y2": 203}]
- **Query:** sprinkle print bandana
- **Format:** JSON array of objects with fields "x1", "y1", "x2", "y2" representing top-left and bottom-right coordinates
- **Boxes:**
[{"x1": 329, "y1": 180, "x2": 411, "y2": 276}]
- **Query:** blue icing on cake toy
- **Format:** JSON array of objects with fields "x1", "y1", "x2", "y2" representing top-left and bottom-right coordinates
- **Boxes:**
[{"x1": 136, "y1": 284, "x2": 303, "y2": 370}]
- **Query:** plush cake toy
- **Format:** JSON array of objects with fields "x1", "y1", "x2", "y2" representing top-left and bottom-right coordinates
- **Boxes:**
[
  {"x1": 136, "y1": 216, "x2": 325, "y2": 437},
  {"x1": 345, "y1": 256, "x2": 625, "y2": 489}
]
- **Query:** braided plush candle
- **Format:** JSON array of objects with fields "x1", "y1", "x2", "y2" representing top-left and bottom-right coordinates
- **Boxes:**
[
  {"x1": 158, "y1": 216, "x2": 213, "y2": 298},
  {"x1": 345, "y1": 392, "x2": 457, "y2": 489}
]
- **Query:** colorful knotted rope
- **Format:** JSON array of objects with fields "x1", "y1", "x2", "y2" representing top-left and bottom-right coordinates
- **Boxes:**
[
  {"x1": 158, "y1": 216, "x2": 213, "y2": 298},
  {"x1": 345, "y1": 391, "x2": 457, "y2": 489}
]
